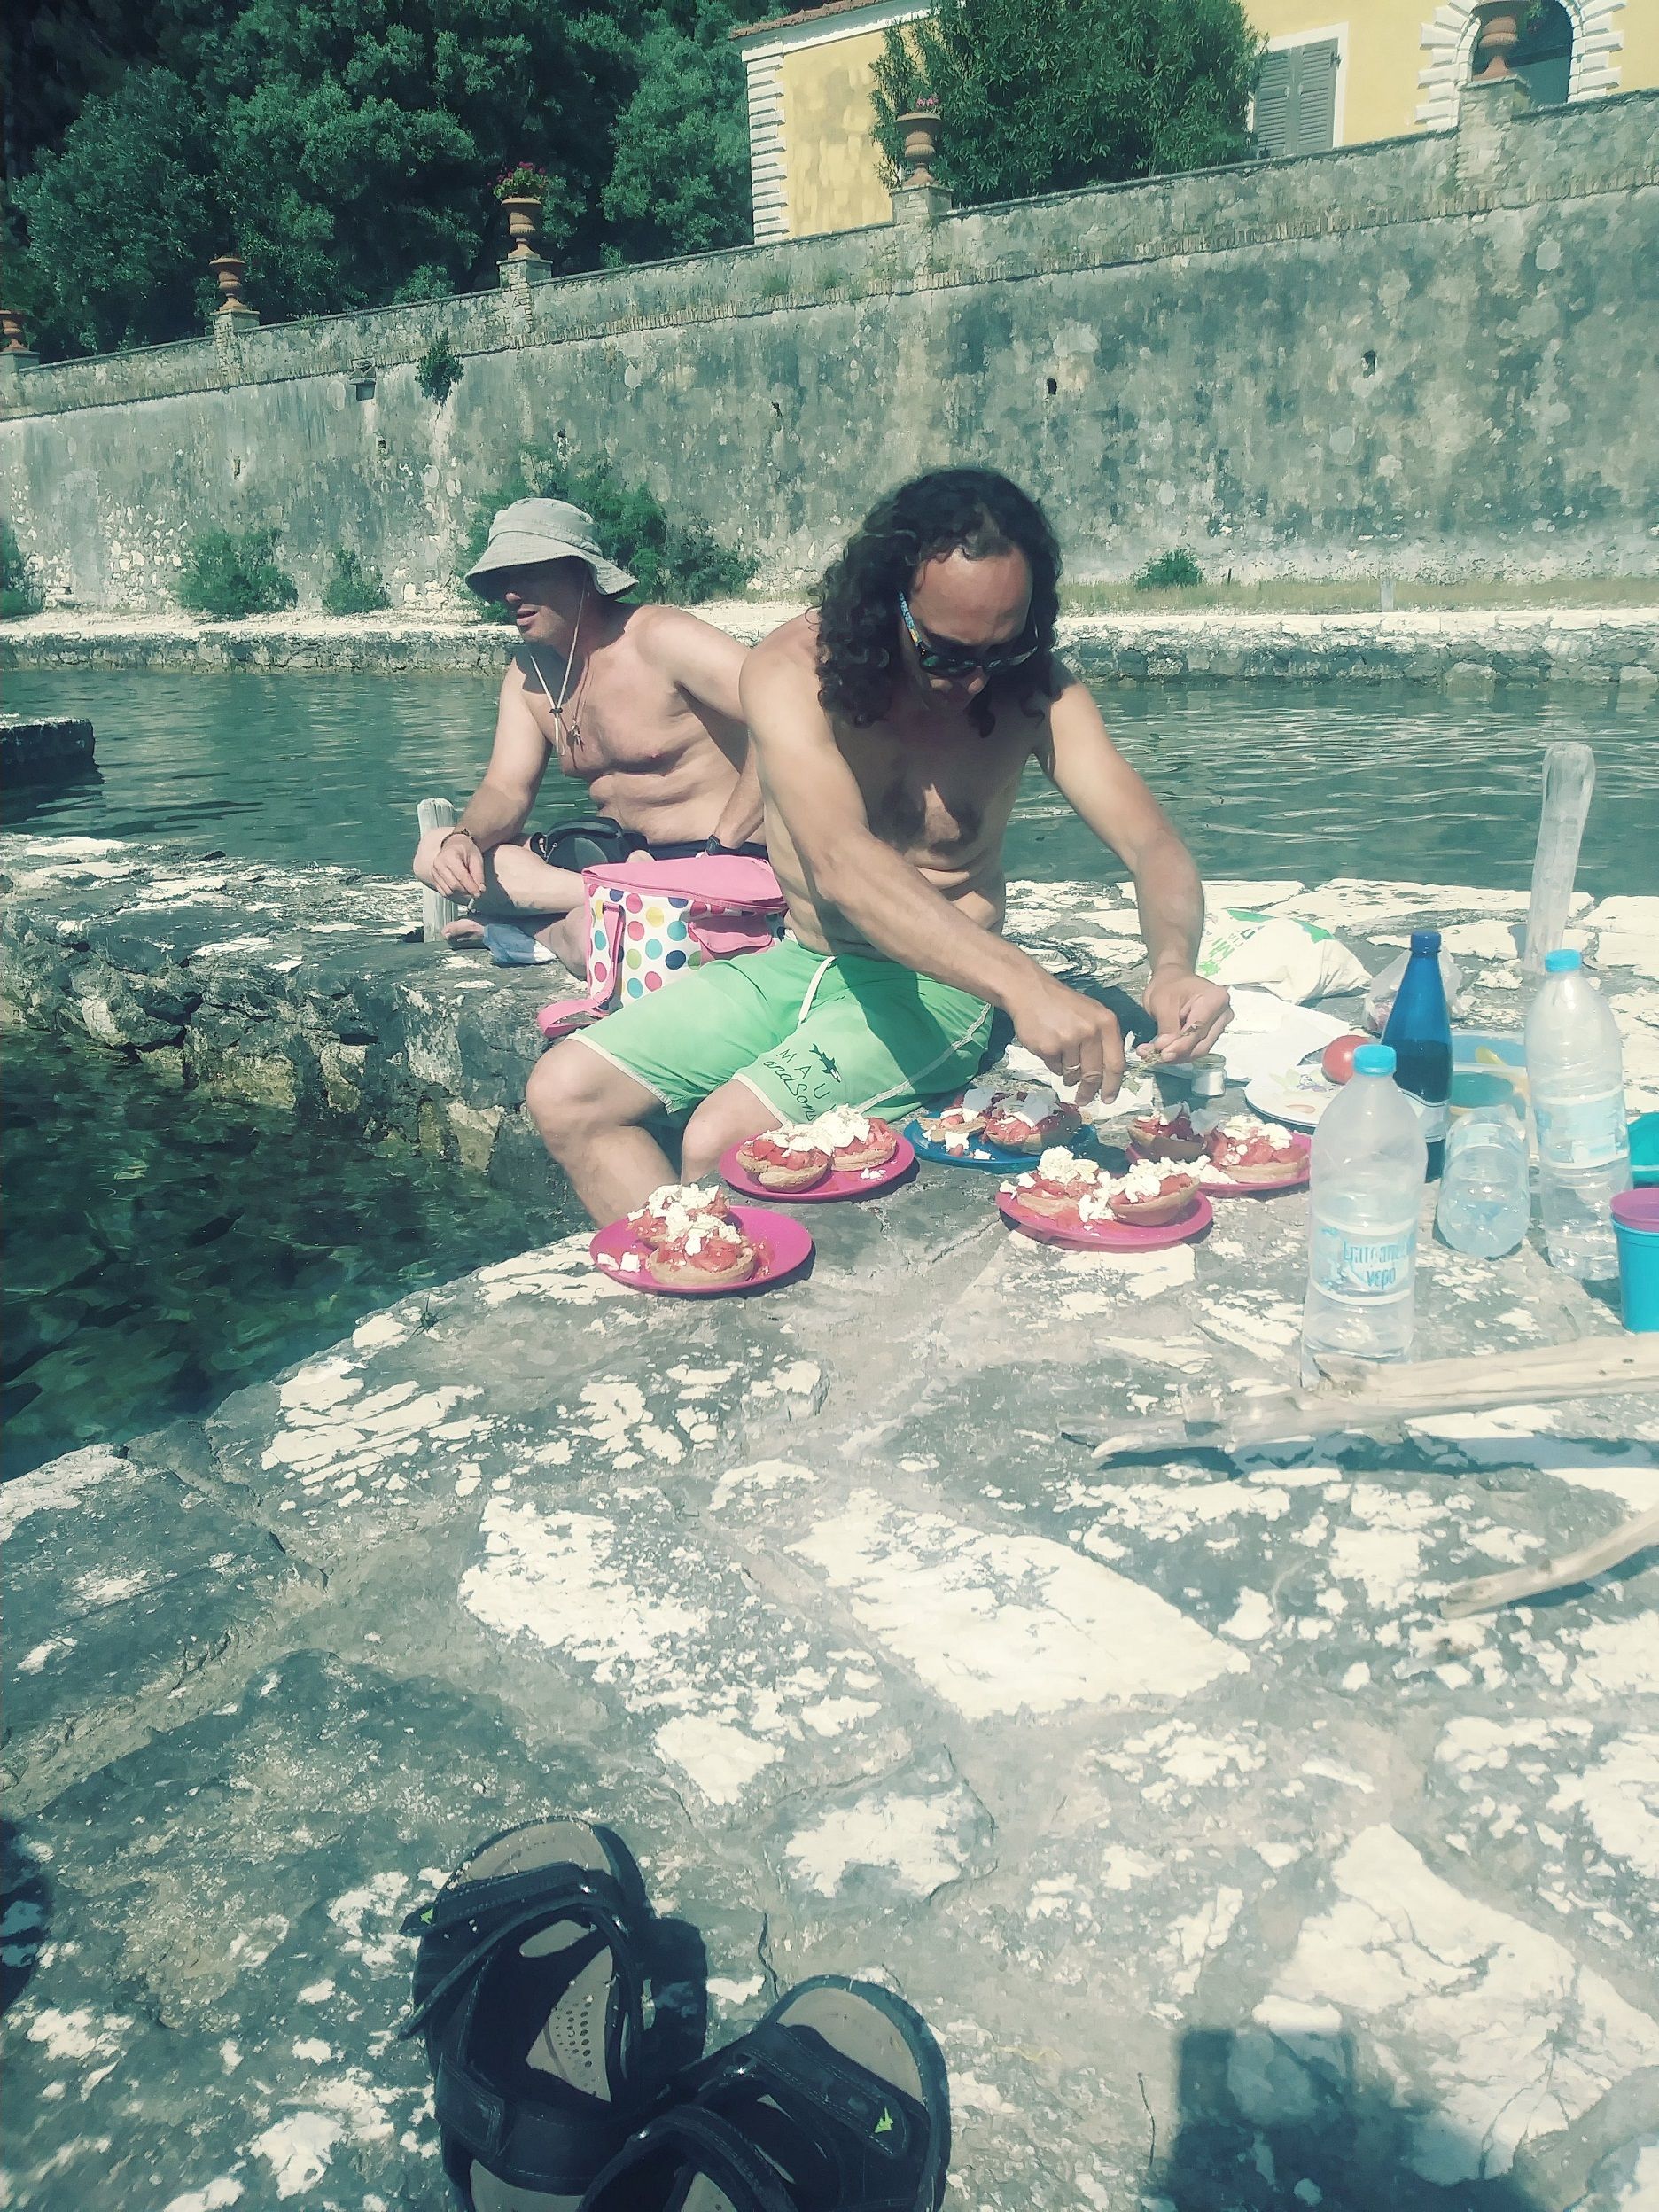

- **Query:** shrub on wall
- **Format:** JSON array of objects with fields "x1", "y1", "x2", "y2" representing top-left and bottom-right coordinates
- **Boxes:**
[
  {"x1": 323, "y1": 548, "x2": 391, "y2": 616},
  {"x1": 461, "y1": 452, "x2": 757, "y2": 607},
  {"x1": 1133, "y1": 548, "x2": 1204, "y2": 589},
  {"x1": 2, "y1": 524, "x2": 43, "y2": 619},
  {"x1": 175, "y1": 529, "x2": 299, "y2": 619},
  {"x1": 416, "y1": 334, "x2": 465, "y2": 406}
]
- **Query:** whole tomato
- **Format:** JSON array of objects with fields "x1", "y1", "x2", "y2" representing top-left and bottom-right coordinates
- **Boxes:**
[{"x1": 1321, "y1": 1033, "x2": 1368, "y2": 1086}]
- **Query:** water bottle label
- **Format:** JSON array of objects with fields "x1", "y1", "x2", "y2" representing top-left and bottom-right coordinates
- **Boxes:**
[
  {"x1": 1534, "y1": 1094, "x2": 1625, "y2": 1170},
  {"x1": 1405, "y1": 1094, "x2": 1449, "y2": 1145},
  {"x1": 1311, "y1": 1223, "x2": 1416, "y2": 1301}
]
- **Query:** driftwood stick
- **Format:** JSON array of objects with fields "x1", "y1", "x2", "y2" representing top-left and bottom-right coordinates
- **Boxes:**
[
  {"x1": 1440, "y1": 1505, "x2": 1659, "y2": 1620},
  {"x1": 1086, "y1": 1336, "x2": 1659, "y2": 1464},
  {"x1": 417, "y1": 797, "x2": 460, "y2": 943}
]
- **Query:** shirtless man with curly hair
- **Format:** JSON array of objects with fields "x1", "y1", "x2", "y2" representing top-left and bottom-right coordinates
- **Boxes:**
[{"x1": 527, "y1": 467, "x2": 1231, "y2": 1223}]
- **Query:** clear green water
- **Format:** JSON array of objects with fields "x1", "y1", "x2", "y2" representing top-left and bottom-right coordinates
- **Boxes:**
[
  {"x1": 0, "y1": 1026, "x2": 574, "y2": 1481},
  {"x1": 4, "y1": 666, "x2": 1655, "y2": 893},
  {"x1": 3, "y1": 666, "x2": 1653, "y2": 1480}
]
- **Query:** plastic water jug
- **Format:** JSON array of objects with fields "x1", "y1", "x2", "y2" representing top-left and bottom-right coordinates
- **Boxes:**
[
  {"x1": 1436, "y1": 1106, "x2": 1530, "y2": 1258},
  {"x1": 1302, "y1": 1042, "x2": 1428, "y2": 1382},
  {"x1": 1525, "y1": 948, "x2": 1632, "y2": 1280}
]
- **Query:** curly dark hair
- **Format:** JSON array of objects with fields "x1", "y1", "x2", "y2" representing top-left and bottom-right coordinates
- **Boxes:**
[{"x1": 815, "y1": 468, "x2": 1063, "y2": 737}]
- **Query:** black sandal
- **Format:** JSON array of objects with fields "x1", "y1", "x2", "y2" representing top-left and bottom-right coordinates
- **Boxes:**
[
  {"x1": 576, "y1": 1975, "x2": 951, "y2": 2212},
  {"x1": 400, "y1": 1819, "x2": 666, "y2": 2211}
]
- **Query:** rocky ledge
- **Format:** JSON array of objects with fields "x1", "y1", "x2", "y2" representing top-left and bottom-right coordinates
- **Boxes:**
[
  {"x1": 4, "y1": 1026, "x2": 1657, "y2": 2207},
  {"x1": 0, "y1": 711, "x2": 94, "y2": 779},
  {"x1": 4, "y1": 603, "x2": 1657, "y2": 685},
  {"x1": 3, "y1": 845, "x2": 1658, "y2": 2208},
  {"x1": 4, "y1": 835, "x2": 1657, "y2": 1193}
]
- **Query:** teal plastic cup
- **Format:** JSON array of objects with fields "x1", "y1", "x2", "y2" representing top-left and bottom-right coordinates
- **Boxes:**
[{"x1": 1611, "y1": 1188, "x2": 1659, "y2": 1332}]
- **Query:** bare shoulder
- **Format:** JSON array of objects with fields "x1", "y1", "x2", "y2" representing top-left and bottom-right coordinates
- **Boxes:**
[
  {"x1": 747, "y1": 609, "x2": 819, "y2": 681},
  {"x1": 624, "y1": 600, "x2": 740, "y2": 670}
]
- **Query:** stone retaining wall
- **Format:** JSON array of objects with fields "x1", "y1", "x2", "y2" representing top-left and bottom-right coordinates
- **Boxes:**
[
  {"x1": 5, "y1": 604, "x2": 1657, "y2": 685},
  {"x1": 3, "y1": 81, "x2": 1655, "y2": 604}
]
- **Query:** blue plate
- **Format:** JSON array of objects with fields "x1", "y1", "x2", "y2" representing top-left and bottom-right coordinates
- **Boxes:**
[{"x1": 900, "y1": 1118, "x2": 1118, "y2": 1174}]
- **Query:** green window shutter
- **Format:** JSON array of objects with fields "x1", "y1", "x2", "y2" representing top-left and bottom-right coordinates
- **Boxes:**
[
  {"x1": 1255, "y1": 48, "x2": 1291, "y2": 157},
  {"x1": 1292, "y1": 37, "x2": 1339, "y2": 155},
  {"x1": 1256, "y1": 39, "x2": 1338, "y2": 158}
]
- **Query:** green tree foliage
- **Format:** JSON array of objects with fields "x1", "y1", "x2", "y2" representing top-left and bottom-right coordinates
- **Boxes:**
[
  {"x1": 175, "y1": 529, "x2": 298, "y2": 618},
  {"x1": 14, "y1": 69, "x2": 223, "y2": 354},
  {"x1": 603, "y1": 0, "x2": 753, "y2": 262},
  {"x1": 463, "y1": 450, "x2": 756, "y2": 607},
  {"x1": 872, "y1": 0, "x2": 1258, "y2": 208}
]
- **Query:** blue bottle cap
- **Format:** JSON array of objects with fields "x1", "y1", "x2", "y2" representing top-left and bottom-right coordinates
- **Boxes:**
[
  {"x1": 1410, "y1": 930, "x2": 1442, "y2": 953},
  {"x1": 1353, "y1": 1043, "x2": 1396, "y2": 1076},
  {"x1": 1545, "y1": 948, "x2": 1582, "y2": 973}
]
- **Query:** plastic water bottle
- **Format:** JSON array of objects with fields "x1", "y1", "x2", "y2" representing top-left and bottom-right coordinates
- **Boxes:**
[
  {"x1": 1436, "y1": 1107, "x2": 1530, "y2": 1258},
  {"x1": 1525, "y1": 948, "x2": 1632, "y2": 1279},
  {"x1": 1382, "y1": 930, "x2": 1453, "y2": 1180},
  {"x1": 1302, "y1": 1042, "x2": 1428, "y2": 1382}
]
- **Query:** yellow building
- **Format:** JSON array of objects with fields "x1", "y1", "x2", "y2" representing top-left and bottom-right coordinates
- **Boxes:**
[{"x1": 731, "y1": 0, "x2": 1653, "y2": 241}]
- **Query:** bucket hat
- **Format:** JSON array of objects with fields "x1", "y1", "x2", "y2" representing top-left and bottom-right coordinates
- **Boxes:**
[{"x1": 466, "y1": 498, "x2": 636, "y2": 598}]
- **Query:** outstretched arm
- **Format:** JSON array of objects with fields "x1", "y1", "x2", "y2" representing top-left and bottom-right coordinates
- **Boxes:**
[
  {"x1": 1040, "y1": 668, "x2": 1231, "y2": 1059},
  {"x1": 637, "y1": 607, "x2": 764, "y2": 847},
  {"x1": 427, "y1": 663, "x2": 551, "y2": 899},
  {"x1": 742, "y1": 641, "x2": 1130, "y2": 1102}
]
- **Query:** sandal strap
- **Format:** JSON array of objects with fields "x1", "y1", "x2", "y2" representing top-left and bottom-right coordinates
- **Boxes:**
[
  {"x1": 580, "y1": 2107, "x2": 801, "y2": 2212},
  {"x1": 434, "y1": 2048, "x2": 634, "y2": 2195},
  {"x1": 685, "y1": 2019, "x2": 926, "y2": 2163},
  {"x1": 402, "y1": 1859, "x2": 636, "y2": 1943},
  {"x1": 400, "y1": 1878, "x2": 642, "y2": 2041}
]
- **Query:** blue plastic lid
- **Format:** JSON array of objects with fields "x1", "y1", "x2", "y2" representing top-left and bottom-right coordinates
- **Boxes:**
[
  {"x1": 1353, "y1": 1043, "x2": 1396, "y2": 1076},
  {"x1": 1410, "y1": 930, "x2": 1442, "y2": 953},
  {"x1": 1545, "y1": 948, "x2": 1582, "y2": 973}
]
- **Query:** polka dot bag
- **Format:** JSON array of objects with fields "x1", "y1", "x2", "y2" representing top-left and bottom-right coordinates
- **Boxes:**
[{"x1": 535, "y1": 854, "x2": 787, "y2": 1040}]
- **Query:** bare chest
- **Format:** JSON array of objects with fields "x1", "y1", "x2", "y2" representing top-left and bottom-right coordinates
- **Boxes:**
[
  {"x1": 844, "y1": 731, "x2": 1028, "y2": 865},
  {"x1": 520, "y1": 647, "x2": 686, "y2": 779}
]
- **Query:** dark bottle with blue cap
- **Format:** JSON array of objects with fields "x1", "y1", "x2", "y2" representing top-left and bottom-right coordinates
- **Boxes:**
[{"x1": 1382, "y1": 930, "x2": 1453, "y2": 1180}]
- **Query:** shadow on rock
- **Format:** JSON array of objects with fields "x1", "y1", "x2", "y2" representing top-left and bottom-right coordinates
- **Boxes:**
[
  {"x1": 0, "y1": 1819, "x2": 53, "y2": 2016},
  {"x1": 1157, "y1": 2024, "x2": 1541, "y2": 2210}
]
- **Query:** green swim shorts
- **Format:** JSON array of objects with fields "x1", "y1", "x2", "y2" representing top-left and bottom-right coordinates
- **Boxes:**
[{"x1": 573, "y1": 936, "x2": 999, "y2": 1123}]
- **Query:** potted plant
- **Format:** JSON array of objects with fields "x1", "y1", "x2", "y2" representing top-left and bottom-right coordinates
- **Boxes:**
[
  {"x1": 892, "y1": 92, "x2": 940, "y2": 187},
  {"x1": 495, "y1": 162, "x2": 551, "y2": 260}
]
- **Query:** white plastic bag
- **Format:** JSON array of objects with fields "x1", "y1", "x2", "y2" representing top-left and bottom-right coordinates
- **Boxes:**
[
  {"x1": 1197, "y1": 909, "x2": 1369, "y2": 1004},
  {"x1": 1363, "y1": 946, "x2": 1464, "y2": 1035}
]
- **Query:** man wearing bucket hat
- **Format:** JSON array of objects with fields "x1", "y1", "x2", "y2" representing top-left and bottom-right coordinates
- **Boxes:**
[{"x1": 413, "y1": 497, "x2": 765, "y2": 968}]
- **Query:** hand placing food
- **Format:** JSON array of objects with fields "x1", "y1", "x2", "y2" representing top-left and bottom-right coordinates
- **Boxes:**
[
  {"x1": 1011, "y1": 978, "x2": 1125, "y2": 1107},
  {"x1": 1140, "y1": 970, "x2": 1232, "y2": 1063}
]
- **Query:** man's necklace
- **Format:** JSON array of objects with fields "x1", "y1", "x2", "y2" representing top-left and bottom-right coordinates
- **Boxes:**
[{"x1": 526, "y1": 587, "x2": 589, "y2": 756}]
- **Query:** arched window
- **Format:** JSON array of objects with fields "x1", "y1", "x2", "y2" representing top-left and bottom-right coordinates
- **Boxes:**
[{"x1": 1511, "y1": 0, "x2": 1574, "y2": 105}]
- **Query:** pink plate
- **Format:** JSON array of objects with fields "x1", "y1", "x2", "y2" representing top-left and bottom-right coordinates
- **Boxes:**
[
  {"x1": 589, "y1": 1205, "x2": 813, "y2": 1297},
  {"x1": 1133, "y1": 1132, "x2": 1311, "y2": 1196},
  {"x1": 998, "y1": 1188, "x2": 1214, "y2": 1252},
  {"x1": 719, "y1": 1136, "x2": 916, "y2": 1203}
]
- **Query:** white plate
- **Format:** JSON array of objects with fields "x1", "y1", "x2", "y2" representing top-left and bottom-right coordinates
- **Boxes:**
[{"x1": 1244, "y1": 1065, "x2": 1340, "y2": 1132}]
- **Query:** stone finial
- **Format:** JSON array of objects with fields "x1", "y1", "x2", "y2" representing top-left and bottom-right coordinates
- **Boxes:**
[
  {"x1": 1469, "y1": 2, "x2": 1523, "y2": 81},
  {"x1": 1, "y1": 306, "x2": 35, "y2": 357},
  {"x1": 209, "y1": 254, "x2": 258, "y2": 323}
]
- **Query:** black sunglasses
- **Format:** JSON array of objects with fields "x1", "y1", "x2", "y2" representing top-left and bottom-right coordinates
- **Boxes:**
[{"x1": 898, "y1": 589, "x2": 1040, "y2": 679}]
